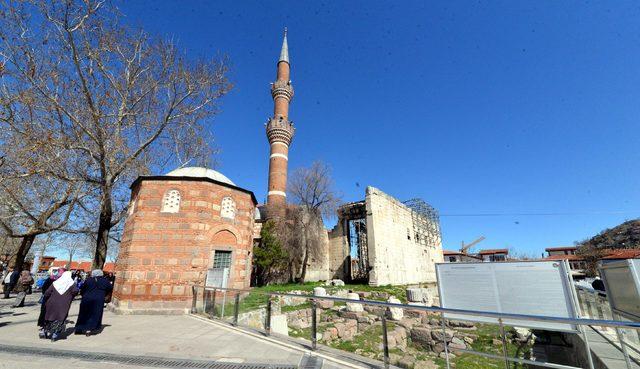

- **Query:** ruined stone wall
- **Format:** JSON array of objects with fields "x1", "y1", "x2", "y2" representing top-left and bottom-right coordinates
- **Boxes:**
[
  {"x1": 298, "y1": 208, "x2": 330, "y2": 282},
  {"x1": 366, "y1": 187, "x2": 443, "y2": 286},
  {"x1": 112, "y1": 178, "x2": 256, "y2": 314},
  {"x1": 328, "y1": 222, "x2": 349, "y2": 280}
]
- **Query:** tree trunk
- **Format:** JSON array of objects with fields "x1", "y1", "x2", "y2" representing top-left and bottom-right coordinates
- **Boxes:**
[
  {"x1": 93, "y1": 187, "x2": 113, "y2": 269},
  {"x1": 299, "y1": 224, "x2": 310, "y2": 284},
  {"x1": 11, "y1": 234, "x2": 36, "y2": 271},
  {"x1": 68, "y1": 251, "x2": 74, "y2": 267}
]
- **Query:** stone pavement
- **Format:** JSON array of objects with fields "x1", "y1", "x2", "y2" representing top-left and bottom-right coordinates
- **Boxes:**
[{"x1": 0, "y1": 294, "x2": 351, "y2": 369}]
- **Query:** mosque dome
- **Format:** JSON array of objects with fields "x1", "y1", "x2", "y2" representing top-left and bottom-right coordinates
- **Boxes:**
[{"x1": 165, "y1": 167, "x2": 235, "y2": 186}]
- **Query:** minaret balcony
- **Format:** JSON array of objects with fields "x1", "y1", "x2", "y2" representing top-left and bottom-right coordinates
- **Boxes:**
[
  {"x1": 266, "y1": 117, "x2": 295, "y2": 145},
  {"x1": 270, "y1": 80, "x2": 294, "y2": 102}
]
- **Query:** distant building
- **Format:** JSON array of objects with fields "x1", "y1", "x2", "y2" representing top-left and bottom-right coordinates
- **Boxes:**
[
  {"x1": 50, "y1": 260, "x2": 115, "y2": 273},
  {"x1": 542, "y1": 246, "x2": 585, "y2": 277},
  {"x1": 478, "y1": 249, "x2": 509, "y2": 262},
  {"x1": 443, "y1": 250, "x2": 482, "y2": 263},
  {"x1": 37, "y1": 256, "x2": 56, "y2": 272}
]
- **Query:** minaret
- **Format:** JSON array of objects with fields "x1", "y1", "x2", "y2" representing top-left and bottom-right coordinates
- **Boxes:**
[{"x1": 266, "y1": 29, "x2": 295, "y2": 209}]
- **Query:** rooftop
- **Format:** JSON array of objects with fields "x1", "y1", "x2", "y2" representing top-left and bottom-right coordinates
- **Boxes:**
[
  {"x1": 545, "y1": 246, "x2": 577, "y2": 252},
  {"x1": 165, "y1": 166, "x2": 235, "y2": 186},
  {"x1": 478, "y1": 248, "x2": 509, "y2": 255}
]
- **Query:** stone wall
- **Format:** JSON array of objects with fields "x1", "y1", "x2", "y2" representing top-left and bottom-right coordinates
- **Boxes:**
[
  {"x1": 112, "y1": 177, "x2": 257, "y2": 314},
  {"x1": 328, "y1": 222, "x2": 349, "y2": 280},
  {"x1": 366, "y1": 187, "x2": 443, "y2": 286},
  {"x1": 302, "y1": 209, "x2": 330, "y2": 282}
]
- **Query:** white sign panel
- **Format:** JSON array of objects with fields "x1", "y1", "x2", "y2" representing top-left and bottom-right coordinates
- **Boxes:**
[
  {"x1": 436, "y1": 261, "x2": 578, "y2": 332},
  {"x1": 600, "y1": 259, "x2": 640, "y2": 321}
]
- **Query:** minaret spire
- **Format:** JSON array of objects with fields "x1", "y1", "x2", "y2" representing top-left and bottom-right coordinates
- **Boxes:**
[
  {"x1": 266, "y1": 29, "x2": 295, "y2": 210},
  {"x1": 279, "y1": 28, "x2": 289, "y2": 64}
]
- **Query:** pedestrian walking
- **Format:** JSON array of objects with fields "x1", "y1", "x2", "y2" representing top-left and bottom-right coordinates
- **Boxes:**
[
  {"x1": 12, "y1": 270, "x2": 34, "y2": 307},
  {"x1": 37, "y1": 269, "x2": 62, "y2": 331},
  {"x1": 75, "y1": 269, "x2": 113, "y2": 336},
  {"x1": 41, "y1": 271, "x2": 78, "y2": 341},
  {"x1": 2, "y1": 268, "x2": 13, "y2": 299},
  {"x1": 104, "y1": 272, "x2": 115, "y2": 304}
]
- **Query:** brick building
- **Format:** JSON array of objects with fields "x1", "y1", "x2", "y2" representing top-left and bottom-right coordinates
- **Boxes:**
[{"x1": 111, "y1": 167, "x2": 258, "y2": 314}]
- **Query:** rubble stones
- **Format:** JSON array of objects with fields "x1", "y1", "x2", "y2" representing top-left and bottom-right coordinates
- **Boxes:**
[
  {"x1": 405, "y1": 309, "x2": 427, "y2": 320},
  {"x1": 364, "y1": 305, "x2": 385, "y2": 316},
  {"x1": 410, "y1": 327, "x2": 434, "y2": 349},
  {"x1": 431, "y1": 329, "x2": 454, "y2": 342},
  {"x1": 406, "y1": 288, "x2": 434, "y2": 306},
  {"x1": 414, "y1": 360, "x2": 439, "y2": 369},
  {"x1": 449, "y1": 337, "x2": 466, "y2": 351},
  {"x1": 447, "y1": 319, "x2": 475, "y2": 328}
]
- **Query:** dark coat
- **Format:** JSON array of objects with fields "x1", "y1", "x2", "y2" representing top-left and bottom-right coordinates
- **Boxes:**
[
  {"x1": 44, "y1": 284, "x2": 79, "y2": 322},
  {"x1": 37, "y1": 278, "x2": 55, "y2": 327},
  {"x1": 9, "y1": 270, "x2": 19, "y2": 285},
  {"x1": 75, "y1": 276, "x2": 113, "y2": 332}
]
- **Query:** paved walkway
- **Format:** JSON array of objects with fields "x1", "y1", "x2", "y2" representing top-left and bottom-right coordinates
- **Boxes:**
[{"x1": 0, "y1": 294, "x2": 317, "y2": 368}]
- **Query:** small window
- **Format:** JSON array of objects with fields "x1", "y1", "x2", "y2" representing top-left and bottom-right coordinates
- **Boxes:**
[
  {"x1": 161, "y1": 190, "x2": 181, "y2": 213},
  {"x1": 220, "y1": 196, "x2": 236, "y2": 219},
  {"x1": 213, "y1": 250, "x2": 232, "y2": 269}
]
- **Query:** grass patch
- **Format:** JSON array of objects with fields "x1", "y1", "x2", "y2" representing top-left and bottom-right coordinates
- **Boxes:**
[{"x1": 281, "y1": 302, "x2": 312, "y2": 312}]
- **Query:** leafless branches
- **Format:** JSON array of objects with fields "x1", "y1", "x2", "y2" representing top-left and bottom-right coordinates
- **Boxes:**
[
  {"x1": 287, "y1": 161, "x2": 341, "y2": 283},
  {"x1": 0, "y1": 0, "x2": 231, "y2": 268}
]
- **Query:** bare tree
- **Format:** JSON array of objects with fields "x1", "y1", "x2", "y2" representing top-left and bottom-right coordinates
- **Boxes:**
[
  {"x1": 0, "y1": 1, "x2": 231, "y2": 268},
  {"x1": 57, "y1": 235, "x2": 92, "y2": 266},
  {"x1": 287, "y1": 161, "x2": 341, "y2": 283},
  {"x1": 0, "y1": 153, "x2": 83, "y2": 270}
]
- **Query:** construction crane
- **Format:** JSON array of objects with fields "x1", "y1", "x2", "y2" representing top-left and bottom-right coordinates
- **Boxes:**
[{"x1": 460, "y1": 236, "x2": 485, "y2": 254}]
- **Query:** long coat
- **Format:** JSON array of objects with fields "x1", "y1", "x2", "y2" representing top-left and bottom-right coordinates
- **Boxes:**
[
  {"x1": 74, "y1": 276, "x2": 113, "y2": 332},
  {"x1": 37, "y1": 278, "x2": 55, "y2": 327},
  {"x1": 44, "y1": 285, "x2": 79, "y2": 322}
]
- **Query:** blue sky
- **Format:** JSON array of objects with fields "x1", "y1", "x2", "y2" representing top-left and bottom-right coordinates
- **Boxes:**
[{"x1": 116, "y1": 1, "x2": 640, "y2": 257}]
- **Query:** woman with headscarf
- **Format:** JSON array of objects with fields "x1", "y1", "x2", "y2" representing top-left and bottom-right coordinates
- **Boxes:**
[
  {"x1": 74, "y1": 269, "x2": 113, "y2": 336},
  {"x1": 42, "y1": 271, "x2": 78, "y2": 341},
  {"x1": 12, "y1": 270, "x2": 34, "y2": 308},
  {"x1": 37, "y1": 268, "x2": 63, "y2": 335}
]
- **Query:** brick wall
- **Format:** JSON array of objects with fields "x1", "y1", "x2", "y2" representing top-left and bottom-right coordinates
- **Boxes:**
[{"x1": 112, "y1": 178, "x2": 256, "y2": 314}]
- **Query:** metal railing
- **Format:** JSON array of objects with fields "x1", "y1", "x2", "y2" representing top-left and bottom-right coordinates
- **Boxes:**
[{"x1": 191, "y1": 285, "x2": 640, "y2": 369}]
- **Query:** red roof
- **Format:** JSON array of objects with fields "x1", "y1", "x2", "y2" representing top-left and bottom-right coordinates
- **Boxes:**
[
  {"x1": 545, "y1": 246, "x2": 577, "y2": 252},
  {"x1": 443, "y1": 250, "x2": 463, "y2": 255},
  {"x1": 602, "y1": 249, "x2": 640, "y2": 260},
  {"x1": 50, "y1": 260, "x2": 115, "y2": 272},
  {"x1": 542, "y1": 254, "x2": 582, "y2": 261},
  {"x1": 478, "y1": 249, "x2": 509, "y2": 255}
]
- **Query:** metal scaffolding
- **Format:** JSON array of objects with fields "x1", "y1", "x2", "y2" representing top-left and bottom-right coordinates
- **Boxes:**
[{"x1": 403, "y1": 198, "x2": 442, "y2": 248}]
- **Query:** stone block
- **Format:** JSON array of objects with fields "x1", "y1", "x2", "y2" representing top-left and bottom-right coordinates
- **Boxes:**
[
  {"x1": 387, "y1": 296, "x2": 404, "y2": 321},
  {"x1": 431, "y1": 328, "x2": 454, "y2": 343},
  {"x1": 270, "y1": 314, "x2": 289, "y2": 336},
  {"x1": 346, "y1": 292, "x2": 364, "y2": 312},
  {"x1": 410, "y1": 327, "x2": 433, "y2": 349}
]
